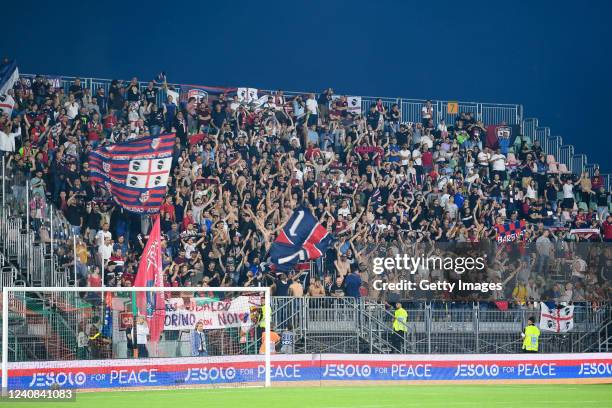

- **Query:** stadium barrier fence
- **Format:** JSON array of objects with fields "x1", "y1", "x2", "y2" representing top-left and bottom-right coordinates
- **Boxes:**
[
  {"x1": 1, "y1": 286, "x2": 273, "y2": 392},
  {"x1": 271, "y1": 298, "x2": 610, "y2": 355},
  {"x1": 2, "y1": 353, "x2": 611, "y2": 390}
]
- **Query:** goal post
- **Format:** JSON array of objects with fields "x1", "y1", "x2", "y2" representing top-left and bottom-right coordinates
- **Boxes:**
[{"x1": 1, "y1": 286, "x2": 271, "y2": 392}]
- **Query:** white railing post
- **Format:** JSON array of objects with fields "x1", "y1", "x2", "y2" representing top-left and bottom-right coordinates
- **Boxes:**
[
  {"x1": 2, "y1": 288, "x2": 8, "y2": 394},
  {"x1": 73, "y1": 235, "x2": 78, "y2": 287},
  {"x1": 264, "y1": 286, "x2": 271, "y2": 387},
  {"x1": 25, "y1": 180, "x2": 30, "y2": 283},
  {"x1": 50, "y1": 208, "x2": 54, "y2": 268},
  {"x1": 1, "y1": 155, "x2": 4, "y2": 214}
]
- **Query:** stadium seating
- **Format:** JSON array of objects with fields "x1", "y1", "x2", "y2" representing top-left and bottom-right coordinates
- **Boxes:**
[{"x1": 0, "y1": 73, "x2": 608, "y2": 304}]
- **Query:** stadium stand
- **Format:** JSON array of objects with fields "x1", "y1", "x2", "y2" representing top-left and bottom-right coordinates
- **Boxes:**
[{"x1": 0, "y1": 69, "x2": 610, "y2": 356}]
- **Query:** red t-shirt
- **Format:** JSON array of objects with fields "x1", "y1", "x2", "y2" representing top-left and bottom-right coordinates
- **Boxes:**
[
  {"x1": 591, "y1": 176, "x2": 604, "y2": 190},
  {"x1": 88, "y1": 274, "x2": 102, "y2": 287},
  {"x1": 88, "y1": 121, "x2": 103, "y2": 141},
  {"x1": 305, "y1": 146, "x2": 321, "y2": 160},
  {"x1": 422, "y1": 151, "x2": 433, "y2": 168},
  {"x1": 182, "y1": 215, "x2": 195, "y2": 231},
  {"x1": 160, "y1": 203, "x2": 176, "y2": 221},
  {"x1": 104, "y1": 114, "x2": 117, "y2": 130}
]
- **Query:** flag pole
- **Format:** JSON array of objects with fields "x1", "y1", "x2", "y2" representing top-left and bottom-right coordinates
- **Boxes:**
[
  {"x1": 26, "y1": 179, "x2": 30, "y2": 281},
  {"x1": 1, "y1": 155, "x2": 5, "y2": 214},
  {"x1": 132, "y1": 291, "x2": 139, "y2": 358},
  {"x1": 25, "y1": 179, "x2": 29, "y2": 232},
  {"x1": 50, "y1": 206, "x2": 54, "y2": 269},
  {"x1": 73, "y1": 234, "x2": 78, "y2": 286}
]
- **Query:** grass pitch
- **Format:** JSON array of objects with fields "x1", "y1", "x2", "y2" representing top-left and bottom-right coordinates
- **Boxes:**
[{"x1": 11, "y1": 384, "x2": 612, "y2": 408}]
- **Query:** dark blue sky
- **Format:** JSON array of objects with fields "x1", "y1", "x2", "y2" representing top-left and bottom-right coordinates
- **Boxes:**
[{"x1": 4, "y1": 0, "x2": 611, "y2": 170}]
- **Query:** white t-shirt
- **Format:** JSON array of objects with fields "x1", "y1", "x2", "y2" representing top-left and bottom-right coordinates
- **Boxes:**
[
  {"x1": 65, "y1": 101, "x2": 80, "y2": 119},
  {"x1": 0, "y1": 130, "x2": 15, "y2": 152},
  {"x1": 421, "y1": 105, "x2": 432, "y2": 119},
  {"x1": 293, "y1": 169, "x2": 303, "y2": 182},
  {"x1": 446, "y1": 202, "x2": 459, "y2": 220},
  {"x1": 440, "y1": 193, "x2": 451, "y2": 208},
  {"x1": 96, "y1": 230, "x2": 112, "y2": 247},
  {"x1": 527, "y1": 185, "x2": 537, "y2": 200},
  {"x1": 490, "y1": 154, "x2": 506, "y2": 171},
  {"x1": 412, "y1": 149, "x2": 422, "y2": 166},
  {"x1": 399, "y1": 149, "x2": 411, "y2": 166},
  {"x1": 98, "y1": 243, "x2": 113, "y2": 262},
  {"x1": 562, "y1": 183, "x2": 574, "y2": 199},
  {"x1": 184, "y1": 242, "x2": 196, "y2": 258},
  {"x1": 421, "y1": 135, "x2": 433, "y2": 149},
  {"x1": 134, "y1": 323, "x2": 149, "y2": 345},
  {"x1": 306, "y1": 98, "x2": 318, "y2": 115},
  {"x1": 477, "y1": 151, "x2": 489, "y2": 166}
]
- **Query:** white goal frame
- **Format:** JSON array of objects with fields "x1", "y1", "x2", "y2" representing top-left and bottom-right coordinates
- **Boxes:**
[{"x1": 1, "y1": 286, "x2": 271, "y2": 391}]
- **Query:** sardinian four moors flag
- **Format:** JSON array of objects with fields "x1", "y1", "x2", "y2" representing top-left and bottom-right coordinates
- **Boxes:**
[
  {"x1": 270, "y1": 206, "x2": 334, "y2": 272},
  {"x1": 88, "y1": 133, "x2": 175, "y2": 213},
  {"x1": 134, "y1": 215, "x2": 165, "y2": 343},
  {"x1": 539, "y1": 303, "x2": 575, "y2": 333}
]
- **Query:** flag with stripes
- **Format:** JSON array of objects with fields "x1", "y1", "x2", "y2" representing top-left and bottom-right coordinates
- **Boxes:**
[
  {"x1": 494, "y1": 220, "x2": 527, "y2": 243},
  {"x1": 371, "y1": 188, "x2": 382, "y2": 204},
  {"x1": 88, "y1": 133, "x2": 175, "y2": 213},
  {"x1": 270, "y1": 207, "x2": 333, "y2": 272}
]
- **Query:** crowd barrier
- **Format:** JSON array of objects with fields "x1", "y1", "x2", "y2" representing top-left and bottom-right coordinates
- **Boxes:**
[{"x1": 3, "y1": 353, "x2": 612, "y2": 389}]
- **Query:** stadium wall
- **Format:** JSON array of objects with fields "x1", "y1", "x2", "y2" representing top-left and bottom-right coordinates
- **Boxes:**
[{"x1": 4, "y1": 353, "x2": 612, "y2": 390}]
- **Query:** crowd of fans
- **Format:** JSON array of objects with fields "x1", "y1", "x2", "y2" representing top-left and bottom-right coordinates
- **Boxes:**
[{"x1": 0, "y1": 73, "x2": 610, "y2": 307}]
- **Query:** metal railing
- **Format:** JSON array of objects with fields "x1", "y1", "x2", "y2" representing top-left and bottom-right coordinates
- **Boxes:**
[
  {"x1": 20, "y1": 73, "x2": 609, "y2": 187},
  {"x1": 271, "y1": 298, "x2": 610, "y2": 354},
  {"x1": 21, "y1": 73, "x2": 523, "y2": 127},
  {"x1": 523, "y1": 117, "x2": 610, "y2": 190}
]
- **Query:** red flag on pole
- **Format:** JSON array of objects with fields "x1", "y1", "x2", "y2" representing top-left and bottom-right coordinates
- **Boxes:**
[{"x1": 134, "y1": 215, "x2": 165, "y2": 343}]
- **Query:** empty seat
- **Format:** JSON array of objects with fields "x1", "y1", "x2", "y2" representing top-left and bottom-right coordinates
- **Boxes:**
[
  {"x1": 514, "y1": 135, "x2": 532, "y2": 148},
  {"x1": 557, "y1": 163, "x2": 569, "y2": 174},
  {"x1": 547, "y1": 163, "x2": 559, "y2": 174},
  {"x1": 546, "y1": 154, "x2": 557, "y2": 165}
]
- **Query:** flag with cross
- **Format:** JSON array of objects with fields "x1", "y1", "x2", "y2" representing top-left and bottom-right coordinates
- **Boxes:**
[{"x1": 88, "y1": 133, "x2": 175, "y2": 213}]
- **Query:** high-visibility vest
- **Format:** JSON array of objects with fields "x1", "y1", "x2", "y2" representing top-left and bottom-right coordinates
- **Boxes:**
[
  {"x1": 522, "y1": 324, "x2": 540, "y2": 351},
  {"x1": 393, "y1": 307, "x2": 408, "y2": 332},
  {"x1": 259, "y1": 305, "x2": 269, "y2": 328}
]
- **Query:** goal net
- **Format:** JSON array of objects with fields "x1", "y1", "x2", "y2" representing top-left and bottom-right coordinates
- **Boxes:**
[{"x1": 1, "y1": 287, "x2": 271, "y2": 391}]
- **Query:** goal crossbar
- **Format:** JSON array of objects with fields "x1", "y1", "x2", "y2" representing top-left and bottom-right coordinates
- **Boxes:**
[{"x1": 1, "y1": 286, "x2": 271, "y2": 391}]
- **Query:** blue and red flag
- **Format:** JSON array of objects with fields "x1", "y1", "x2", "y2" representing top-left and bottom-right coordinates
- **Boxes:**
[
  {"x1": 270, "y1": 207, "x2": 333, "y2": 272},
  {"x1": 134, "y1": 215, "x2": 165, "y2": 343},
  {"x1": 88, "y1": 133, "x2": 175, "y2": 213},
  {"x1": 494, "y1": 220, "x2": 527, "y2": 243},
  {"x1": 179, "y1": 84, "x2": 238, "y2": 103}
]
